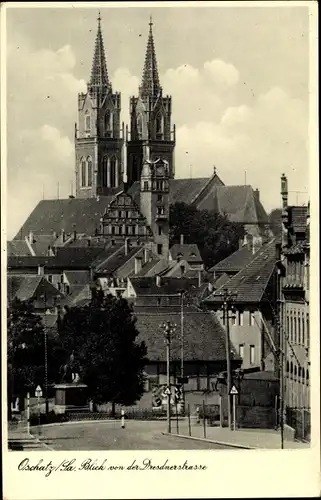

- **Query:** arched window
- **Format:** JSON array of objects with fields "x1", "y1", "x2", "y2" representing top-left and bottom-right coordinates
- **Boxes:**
[
  {"x1": 85, "y1": 112, "x2": 91, "y2": 132},
  {"x1": 306, "y1": 369, "x2": 309, "y2": 384},
  {"x1": 155, "y1": 114, "x2": 164, "y2": 139},
  {"x1": 290, "y1": 362, "x2": 293, "y2": 377},
  {"x1": 87, "y1": 157, "x2": 92, "y2": 187},
  {"x1": 102, "y1": 156, "x2": 108, "y2": 187},
  {"x1": 110, "y1": 157, "x2": 117, "y2": 188},
  {"x1": 302, "y1": 313, "x2": 305, "y2": 346},
  {"x1": 286, "y1": 361, "x2": 289, "y2": 373},
  {"x1": 81, "y1": 158, "x2": 86, "y2": 187},
  {"x1": 105, "y1": 111, "x2": 112, "y2": 137},
  {"x1": 293, "y1": 313, "x2": 297, "y2": 343},
  {"x1": 298, "y1": 366, "x2": 302, "y2": 380},
  {"x1": 290, "y1": 314, "x2": 293, "y2": 343},
  {"x1": 306, "y1": 313, "x2": 310, "y2": 348},
  {"x1": 302, "y1": 367, "x2": 305, "y2": 382},
  {"x1": 298, "y1": 312, "x2": 301, "y2": 344},
  {"x1": 137, "y1": 114, "x2": 143, "y2": 140},
  {"x1": 294, "y1": 365, "x2": 297, "y2": 378}
]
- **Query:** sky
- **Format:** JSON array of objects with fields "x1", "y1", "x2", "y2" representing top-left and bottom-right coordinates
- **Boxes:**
[{"x1": 5, "y1": 4, "x2": 311, "y2": 239}]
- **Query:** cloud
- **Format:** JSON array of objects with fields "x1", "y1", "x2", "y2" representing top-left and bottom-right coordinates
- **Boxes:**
[{"x1": 204, "y1": 59, "x2": 240, "y2": 88}]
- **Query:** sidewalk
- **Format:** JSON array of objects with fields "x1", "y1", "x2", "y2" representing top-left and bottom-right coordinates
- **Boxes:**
[
  {"x1": 171, "y1": 420, "x2": 310, "y2": 449},
  {"x1": 8, "y1": 425, "x2": 53, "y2": 451}
]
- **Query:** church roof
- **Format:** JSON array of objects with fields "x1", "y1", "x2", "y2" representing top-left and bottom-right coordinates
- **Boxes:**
[
  {"x1": 7, "y1": 240, "x2": 30, "y2": 256},
  {"x1": 209, "y1": 245, "x2": 254, "y2": 273},
  {"x1": 139, "y1": 17, "x2": 161, "y2": 99},
  {"x1": 14, "y1": 197, "x2": 113, "y2": 240}
]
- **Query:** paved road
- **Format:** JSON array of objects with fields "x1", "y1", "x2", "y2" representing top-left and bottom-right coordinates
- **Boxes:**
[{"x1": 35, "y1": 420, "x2": 235, "y2": 450}]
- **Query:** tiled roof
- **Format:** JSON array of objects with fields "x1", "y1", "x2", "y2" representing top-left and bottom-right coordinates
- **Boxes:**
[
  {"x1": 134, "y1": 309, "x2": 239, "y2": 362},
  {"x1": 128, "y1": 178, "x2": 210, "y2": 206},
  {"x1": 209, "y1": 245, "x2": 254, "y2": 273},
  {"x1": 7, "y1": 240, "x2": 30, "y2": 256},
  {"x1": 203, "y1": 239, "x2": 277, "y2": 304},
  {"x1": 64, "y1": 270, "x2": 91, "y2": 286},
  {"x1": 170, "y1": 244, "x2": 203, "y2": 263},
  {"x1": 213, "y1": 273, "x2": 230, "y2": 289},
  {"x1": 7, "y1": 275, "x2": 67, "y2": 304},
  {"x1": 14, "y1": 197, "x2": 113, "y2": 239},
  {"x1": 31, "y1": 234, "x2": 58, "y2": 256},
  {"x1": 96, "y1": 246, "x2": 144, "y2": 274},
  {"x1": 129, "y1": 276, "x2": 199, "y2": 296}
]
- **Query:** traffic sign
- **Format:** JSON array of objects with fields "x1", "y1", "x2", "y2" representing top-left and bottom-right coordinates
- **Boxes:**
[
  {"x1": 35, "y1": 385, "x2": 43, "y2": 398},
  {"x1": 229, "y1": 384, "x2": 239, "y2": 395},
  {"x1": 164, "y1": 387, "x2": 171, "y2": 396}
]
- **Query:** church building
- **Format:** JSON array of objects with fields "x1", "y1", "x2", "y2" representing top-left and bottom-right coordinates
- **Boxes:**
[{"x1": 11, "y1": 14, "x2": 270, "y2": 255}]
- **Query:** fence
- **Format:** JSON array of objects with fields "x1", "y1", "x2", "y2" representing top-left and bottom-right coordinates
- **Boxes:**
[{"x1": 286, "y1": 407, "x2": 311, "y2": 442}]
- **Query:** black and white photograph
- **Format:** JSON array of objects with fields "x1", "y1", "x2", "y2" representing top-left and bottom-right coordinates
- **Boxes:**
[{"x1": 2, "y1": 1, "x2": 319, "y2": 498}]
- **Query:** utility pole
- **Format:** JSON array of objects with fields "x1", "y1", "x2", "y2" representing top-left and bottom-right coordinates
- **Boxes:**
[
  {"x1": 180, "y1": 292, "x2": 184, "y2": 379},
  {"x1": 216, "y1": 289, "x2": 237, "y2": 430},
  {"x1": 161, "y1": 321, "x2": 176, "y2": 434}
]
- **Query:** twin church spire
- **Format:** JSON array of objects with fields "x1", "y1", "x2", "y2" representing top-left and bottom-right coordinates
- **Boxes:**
[
  {"x1": 139, "y1": 16, "x2": 162, "y2": 99},
  {"x1": 88, "y1": 12, "x2": 111, "y2": 94}
]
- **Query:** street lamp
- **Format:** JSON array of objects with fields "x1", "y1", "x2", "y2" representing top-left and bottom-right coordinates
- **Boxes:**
[{"x1": 160, "y1": 321, "x2": 176, "y2": 434}]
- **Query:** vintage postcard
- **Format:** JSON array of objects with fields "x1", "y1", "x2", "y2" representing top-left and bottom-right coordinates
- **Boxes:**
[{"x1": 1, "y1": 1, "x2": 320, "y2": 499}]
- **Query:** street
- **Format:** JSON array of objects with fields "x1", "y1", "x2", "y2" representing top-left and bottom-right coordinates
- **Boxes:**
[{"x1": 33, "y1": 420, "x2": 236, "y2": 450}]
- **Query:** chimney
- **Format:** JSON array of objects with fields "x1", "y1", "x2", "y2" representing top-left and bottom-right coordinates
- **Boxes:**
[
  {"x1": 198, "y1": 269, "x2": 202, "y2": 287},
  {"x1": 134, "y1": 257, "x2": 142, "y2": 275},
  {"x1": 156, "y1": 275, "x2": 161, "y2": 287},
  {"x1": 73, "y1": 230, "x2": 77, "y2": 241},
  {"x1": 38, "y1": 265, "x2": 44, "y2": 276},
  {"x1": 28, "y1": 231, "x2": 34, "y2": 244},
  {"x1": 254, "y1": 188, "x2": 260, "y2": 202},
  {"x1": 125, "y1": 238, "x2": 129, "y2": 256},
  {"x1": 87, "y1": 238, "x2": 91, "y2": 247},
  {"x1": 180, "y1": 234, "x2": 184, "y2": 245},
  {"x1": 61, "y1": 229, "x2": 66, "y2": 243},
  {"x1": 281, "y1": 173, "x2": 288, "y2": 209}
]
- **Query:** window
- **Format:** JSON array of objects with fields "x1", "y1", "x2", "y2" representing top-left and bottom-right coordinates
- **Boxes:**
[
  {"x1": 157, "y1": 194, "x2": 163, "y2": 202},
  {"x1": 156, "y1": 180, "x2": 163, "y2": 191},
  {"x1": 81, "y1": 159, "x2": 86, "y2": 187},
  {"x1": 290, "y1": 314, "x2": 293, "y2": 343},
  {"x1": 238, "y1": 311, "x2": 243, "y2": 326},
  {"x1": 125, "y1": 211, "x2": 130, "y2": 219},
  {"x1": 158, "y1": 226, "x2": 162, "y2": 236},
  {"x1": 48, "y1": 275, "x2": 53, "y2": 283},
  {"x1": 249, "y1": 311, "x2": 255, "y2": 326},
  {"x1": 286, "y1": 315, "x2": 290, "y2": 337},
  {"x1": 293, "y1": 313, "x2": 297, "y2": 343},
  {"x1": 111, "y1": 226, "x2": 115, "y2": 235},
  {"x1": 239, "y1": 344, "x2": 244, "y2": 359},
  {"x1": 231, "y1": 313, "x2": 237, "y2": 326},
  {"x1": 102, "y1": 156, "x2": 108, "y2": 187},
  {"x1": 157, "y1": 206, "x2": 165, "y2": 216},
  {"x1": 118, "y1": 211, "x2": 122, "y2": 218},
  {"x1": 143, "y1": 181, "x2": 149, "y2": 191},
  {"x1": 157, "y1": 244, "x2": 163, "y2": 255},
  {"x1": 155, "y1": 114, "x2": 164, "y2": 139},
  {"x1": 306, "y1": 313, "x2": 310, "y2": 349},
  {"x1": 60, "y1": 274, "x2": 64, "y2": 283},
  {"x1": 87, "y1": 157, "x2": 92, "y2": 187},
  {"x1": 298, "y1": 312, "x2": 301, "y2": 344},
  {"x1": 110, "y1": 157, "x2": 117, "y2": 187},
  {"x1": 302, "y1": 313, "x2": 305, "y2": 346},
  {"x1": 157, "y1": 297, "x2": 161, "y2": 306},
  {"x1": 85, "y1": 113, "x2": 91, "y2": 131},
  {"x1": 137, "y1": 114, "x2": 143, "y2": 139},
  {"x1": 250, "y1": 345, "x2": 255, "y2": 365}
]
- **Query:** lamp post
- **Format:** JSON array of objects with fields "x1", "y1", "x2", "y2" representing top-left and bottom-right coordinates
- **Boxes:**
[
  {"x1": 214, "y1": 289, "x2": 237, "y2": 430},
  {"x1": 160, "y1": 321, "x2": 176, "y2": 434}
]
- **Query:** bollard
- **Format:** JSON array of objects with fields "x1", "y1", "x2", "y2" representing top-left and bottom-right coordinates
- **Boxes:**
[
  {"x1": 196, "y1": 406, "x2": 200, "y2": 424},
  {"x1": 121, "y1": 409, "x2": 125, "y2": 429}
]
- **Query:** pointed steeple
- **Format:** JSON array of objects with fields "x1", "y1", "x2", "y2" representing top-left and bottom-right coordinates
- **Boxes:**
[
  {"x1": 139, "y1": 17, "x2": 162, "y2": 99},
  {"x1": 88, "y1": 12, "x2": 111, "y2": 94}
]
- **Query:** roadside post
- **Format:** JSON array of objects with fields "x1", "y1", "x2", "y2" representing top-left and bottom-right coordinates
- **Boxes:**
[
  {"x1": 35, "y1": 385, "x2": 43, "y2": 436},
  {"x1": 188, "y1": 404, "x2": 191, "y2": 436},
  {"x1": 121, "y1": 409, "x2": 125, "y2": 429},
  {"x1": 202, "y1": 400, "x2": 206, "y2": 439},
  {"x1": 229, "y1": 384, "x2": 239, "y2": 431},
  {"x1": 26, "y1": 392, "x2": 30, "y2": 435},
  {"x1": 219, "y1": 394, "x2": 223, "y2": 428},
  {"x1": 196, "y1": 406, "x2": 200, "y2": 424}
]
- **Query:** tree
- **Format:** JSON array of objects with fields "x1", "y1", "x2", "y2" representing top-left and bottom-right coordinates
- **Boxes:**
[
  {"x1": 269, "y1": 208, "x2": 282, "y2": 237},
  {"x1": 57, "y1": 292, "x2": 147, "y2": 411},
  {"x1": 169, "y1": 202, "x2": 245, "y2": 269},
  {"x1": 7, "y1": 298, "x2": 62, "y2": 415}
]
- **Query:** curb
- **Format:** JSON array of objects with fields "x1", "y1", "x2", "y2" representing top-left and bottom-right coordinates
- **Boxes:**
[{"x1": 162, "y1": 432, "x2": 255, "y2": 450}]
